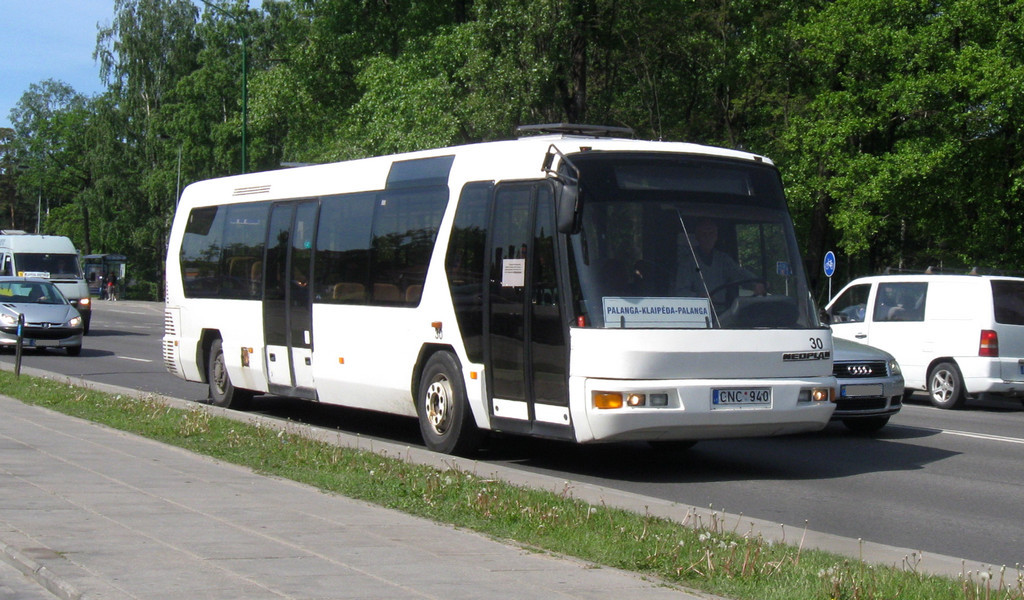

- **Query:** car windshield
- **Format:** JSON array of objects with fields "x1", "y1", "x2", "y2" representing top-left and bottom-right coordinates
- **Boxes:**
[
  {"x1": 13, "y1": 253, "x2": 83, "y2": 279},
  {"x1": 566, "y1": 152, "x2": 817, "y2": 329},
  {"x1": 0, "y1": 281, "x2": 67, "y2": 305}
]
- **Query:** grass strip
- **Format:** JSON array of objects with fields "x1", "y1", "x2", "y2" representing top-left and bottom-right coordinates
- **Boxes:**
[{"x1": 2, "y1": 370, "x2": 1020, "y2": 600}]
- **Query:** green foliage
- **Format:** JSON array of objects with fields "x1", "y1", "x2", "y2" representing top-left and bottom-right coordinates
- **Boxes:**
[{"x1": 8, "y1": 0, "x2": 1024, "y2": 298}]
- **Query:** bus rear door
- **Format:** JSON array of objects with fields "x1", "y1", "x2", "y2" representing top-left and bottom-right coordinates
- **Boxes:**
[{"x1": 263, "y1": 200, "x2": 318, "y2": 399}]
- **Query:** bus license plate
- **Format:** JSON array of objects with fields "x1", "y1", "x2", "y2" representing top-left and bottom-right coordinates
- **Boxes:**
[{"x1": 712, "y1": 388, "x2": 771, "y2": 409}]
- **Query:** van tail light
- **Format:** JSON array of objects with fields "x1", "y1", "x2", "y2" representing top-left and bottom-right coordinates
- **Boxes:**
[{"x1": 979, "y1": 330, "x2": 999, "y2": 357}]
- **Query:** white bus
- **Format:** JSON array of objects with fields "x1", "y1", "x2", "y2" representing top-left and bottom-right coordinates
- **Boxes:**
[{"x1": 163, "y1": 124, "x2": 835, "y2": 454}]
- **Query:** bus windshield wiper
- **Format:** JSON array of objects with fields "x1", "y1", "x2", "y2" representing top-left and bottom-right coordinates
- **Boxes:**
[{"x1": 677, "y1": 209, "x2": 720, "y2": 328}]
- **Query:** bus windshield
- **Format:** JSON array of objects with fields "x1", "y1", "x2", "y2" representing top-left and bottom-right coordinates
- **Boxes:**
[{"x1": 567, "y1": 153, "x2": 816, "y2": 329}]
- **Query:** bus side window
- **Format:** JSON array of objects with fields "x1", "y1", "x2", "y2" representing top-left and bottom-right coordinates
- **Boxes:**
[
  {"x1": 370, "y1": 187, "x2": 448, "y2": 306},
  {"x1": 314, "y1": 192, "x2": 375, "y2": 304}
]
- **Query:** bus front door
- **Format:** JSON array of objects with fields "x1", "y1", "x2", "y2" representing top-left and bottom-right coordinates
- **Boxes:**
[
  {"x1": 486, "y1": 182, "x2": 571, "y2": 439},
  {"x1": 263, "y1": 201, "x2": 318, "y2": 399}
]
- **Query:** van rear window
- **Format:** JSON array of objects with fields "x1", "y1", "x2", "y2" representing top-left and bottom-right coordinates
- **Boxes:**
[{"x1": 992, "y1": 280, "x2": 1024, "y2": 325}]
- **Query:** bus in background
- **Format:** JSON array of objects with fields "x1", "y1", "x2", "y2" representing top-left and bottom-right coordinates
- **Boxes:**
[
  {"x1": 83, "y1": 254, "x2": 127, "y2": 299},
  {"x1": 0, "y1": 231, "x2": 92, "y2": 333},
  {"x1": 163, "y1": 124, "x2": 835, "y2": 455}
]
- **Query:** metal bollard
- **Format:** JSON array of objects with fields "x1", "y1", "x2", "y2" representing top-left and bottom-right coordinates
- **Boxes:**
[{"x1": 14, "y1": 313, "x2": 24, "y2": 377}]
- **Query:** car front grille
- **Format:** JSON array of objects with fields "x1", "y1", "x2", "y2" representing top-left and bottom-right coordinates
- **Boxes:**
[
  {"x1": 20, "y1": 325, "x2": 80, "y2": 340},
  {"x1": 833, "y1": 361, "x2": 888, "y2": 378}
]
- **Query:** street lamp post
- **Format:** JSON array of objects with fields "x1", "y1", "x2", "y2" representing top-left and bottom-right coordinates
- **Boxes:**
[
  {"x1": 198, "y1": 0, "x2": 248, "y2": 174},
  {"x1": 173, "y1": 143, "x2": 182, "y2": 204}
]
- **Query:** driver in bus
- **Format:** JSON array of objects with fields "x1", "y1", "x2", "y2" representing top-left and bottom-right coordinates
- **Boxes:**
[{"x1": 676, "y1": 218, "x2": 764, "y2": 305}]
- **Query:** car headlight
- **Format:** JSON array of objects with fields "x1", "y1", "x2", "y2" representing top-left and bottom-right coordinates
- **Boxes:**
[
  {"x1": 68, "y1": 316, "x2": 83, "y2": 328},
  {"x1": 889, "y1": 359, "x2": 902, "y2": 376},
  {"x1": 0, "y1": 313, "x2": 16, "y2": 326}
]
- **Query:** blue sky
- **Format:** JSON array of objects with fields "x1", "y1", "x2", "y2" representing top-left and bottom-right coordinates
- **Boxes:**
[
  {"x1": 1, "y1": 1, "x2": 260, "y2": 131},
  {"x1": 1, "y1": 0, "x2": 115, "y2": 130}
]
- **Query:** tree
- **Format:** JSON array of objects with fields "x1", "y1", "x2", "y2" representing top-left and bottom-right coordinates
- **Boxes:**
[
  {"x1": 0, "y1": 127, "x2": 23, "y2": 229},
  {"x1": 94, "y1": 0, "x2": 202, "y2": 297},
  {"x1": 8, "y1": 80, "x2": 92, "y2": 240},
  {"x1": 746, "y1": 0, "x2": 1024, "y2": 297}
]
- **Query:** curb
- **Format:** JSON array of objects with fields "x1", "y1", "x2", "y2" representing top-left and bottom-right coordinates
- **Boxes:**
[{"x1": 0, "y1": 540, "x2": 86, "y2": 600}]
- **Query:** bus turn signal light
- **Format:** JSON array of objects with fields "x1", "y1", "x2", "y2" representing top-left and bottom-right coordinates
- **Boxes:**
[{"x1": 593, "y1": 392, "x2": 623, "y2": 409}]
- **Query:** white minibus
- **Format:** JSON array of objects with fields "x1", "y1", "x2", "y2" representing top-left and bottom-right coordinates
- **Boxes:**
[{"x1": 163, "y1": 125, "x2": 835, "y2": 454}]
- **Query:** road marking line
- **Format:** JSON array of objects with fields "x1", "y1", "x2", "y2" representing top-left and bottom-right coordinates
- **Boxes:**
[
  {"x1": 119, "y1": 356, "x2": 152, "y2": 363},
  {"x1": 896, "y1": 424, "x2": 1024, "y2": 445},
  {"x1": 941, "y1": 429, "x2": 1024, "y2": 445}
]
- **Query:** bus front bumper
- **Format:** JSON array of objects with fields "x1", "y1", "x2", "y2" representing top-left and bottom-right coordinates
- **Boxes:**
[{"x1": 571, "y1": 376, "x2": 836, "y2": 444}]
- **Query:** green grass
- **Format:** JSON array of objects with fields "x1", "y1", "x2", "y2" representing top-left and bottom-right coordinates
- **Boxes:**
[{"x1": 3, "y1": 369, "x2": 1021, "y2": 600}]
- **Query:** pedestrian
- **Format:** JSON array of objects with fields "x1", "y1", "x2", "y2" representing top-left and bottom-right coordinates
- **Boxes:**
[{"x1": 107, "y1": 273, "x2": 118, "y2": 301}]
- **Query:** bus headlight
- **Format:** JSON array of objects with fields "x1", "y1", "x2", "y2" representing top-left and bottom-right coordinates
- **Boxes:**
[{"x1": 79, "y1": 297, "x2": 91, "y2": 307}]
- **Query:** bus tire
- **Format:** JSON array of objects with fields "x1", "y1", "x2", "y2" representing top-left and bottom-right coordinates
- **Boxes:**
[
  {"x1": 928, "y1": 361, "x2": 966, "y2": 409},
  {"x1": 207, "y1": 338, "x2": 252, "y2": 409},
  {"x1": 417, "y1": 352, "x2": 482, "y2": 456}
]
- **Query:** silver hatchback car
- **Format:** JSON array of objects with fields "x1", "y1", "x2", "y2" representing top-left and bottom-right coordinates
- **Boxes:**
[
  {"x1": 832, "y1": 338, "x2": 904, "y2": 432},
  {"x1": 0, "y1": 276, "x2": 84, "y2": 356}
]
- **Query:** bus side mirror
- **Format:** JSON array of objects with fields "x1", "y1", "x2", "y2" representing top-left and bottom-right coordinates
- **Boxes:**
[
  {"x1": 543, "y1": 144, "x2": 583, "y2": 234},
  {"x1": 555, "y1": 180, "x2": 582, "y2": 234},
  {"x1": 818, "y1": 308, "x2": 832, "y2": 325}
]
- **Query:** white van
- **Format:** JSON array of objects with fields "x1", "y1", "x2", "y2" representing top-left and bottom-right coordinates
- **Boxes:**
[
  {"x1": 0, "y1": 232, "x2": 92, "y2": 333},
  {"x1": 824, "y1": 273, "x2": 1024, "y2": 408}
]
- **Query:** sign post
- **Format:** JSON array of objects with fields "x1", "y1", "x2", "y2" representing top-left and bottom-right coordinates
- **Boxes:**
[{"x1": 823, "y1": 250, "x2": 836, "y2": 301}]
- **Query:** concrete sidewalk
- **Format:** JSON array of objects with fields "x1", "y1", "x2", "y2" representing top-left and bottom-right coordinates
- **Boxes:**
[{"x1": 0, "y1": 395, "x2": 709, "y2": 600}]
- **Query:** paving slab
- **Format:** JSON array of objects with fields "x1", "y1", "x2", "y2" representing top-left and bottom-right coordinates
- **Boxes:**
[{"x1": 0, "y1": 395, "x2": 710, "y2": 600}]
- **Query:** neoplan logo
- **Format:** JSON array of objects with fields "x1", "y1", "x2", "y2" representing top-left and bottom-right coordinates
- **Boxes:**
[{"x1": 783, "y1": 350, "x2": 831, "y2": 361}]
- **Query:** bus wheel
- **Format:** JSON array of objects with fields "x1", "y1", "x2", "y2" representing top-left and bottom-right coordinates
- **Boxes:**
[
  {"x1": 207, "y1": 338, "x2": 252, "y2": 409},
  {"x1": 417, "y1": 352, "x2": 482, "y2": 455},
  {"x1": 928, "y1": 361, "x2": 966, "y2": 409}
]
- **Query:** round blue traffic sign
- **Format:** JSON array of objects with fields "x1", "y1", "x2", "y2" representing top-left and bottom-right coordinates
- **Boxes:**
[{"x1": 823, "y1": 251, "x2": 836, "y2": 278}]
